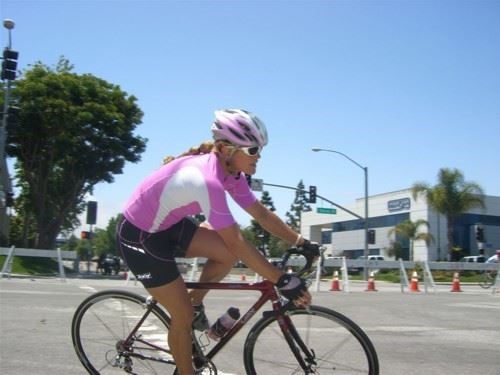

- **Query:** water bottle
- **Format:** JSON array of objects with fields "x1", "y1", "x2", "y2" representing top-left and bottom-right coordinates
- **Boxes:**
[{"x1": 207, "y1": 307, "x2": 240, "y2": 341}]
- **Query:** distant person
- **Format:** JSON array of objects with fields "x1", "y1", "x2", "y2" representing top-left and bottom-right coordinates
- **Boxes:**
[
  {"x1": 486, "y1": 249, "x2": 500, "y2": 263},
  {"x1": 116, "y1": 109, "x2": 319, "y2": 375},
  {"x1": 97, "y1": 253, "x2": 106, "y2": 274}
]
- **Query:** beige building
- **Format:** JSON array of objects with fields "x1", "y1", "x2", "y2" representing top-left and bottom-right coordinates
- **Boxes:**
[{"x1": 301, "y1": 188, "x2": 500, "y2": 261}]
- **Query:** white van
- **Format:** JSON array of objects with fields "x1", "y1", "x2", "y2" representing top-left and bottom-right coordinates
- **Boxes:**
[{"x1": 460, "y1": 255, "x2": 486, "y2": 263}]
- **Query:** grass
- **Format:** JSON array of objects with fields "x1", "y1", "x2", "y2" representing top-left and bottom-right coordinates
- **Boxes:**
[{"x1": 0, "y1": 255, "x2": 75, "y2": 276}]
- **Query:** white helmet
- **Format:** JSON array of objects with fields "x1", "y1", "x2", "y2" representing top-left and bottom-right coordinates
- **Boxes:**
[{"x1": 211, "y1": 109, "x2": 268, "y2": 147}]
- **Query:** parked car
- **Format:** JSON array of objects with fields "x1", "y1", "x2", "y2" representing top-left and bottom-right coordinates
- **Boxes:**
[
  {"x1": 359, "y1": 255, "x2": 385, "y2": 261},
  {"x1": 348, "y1": 255, "x2": 385, "y2": 274},
  {"x1": 460, "y1": 255, "x2": 486, "y2": 263}
]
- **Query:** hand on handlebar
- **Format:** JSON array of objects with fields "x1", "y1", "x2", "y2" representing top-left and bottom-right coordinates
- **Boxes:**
[
  {"x1": 297, "y1": 239, "x2": 321, "y2": 264},
  {"x1": 276, "y1": 274, "x2": 311, "y2": 308},
  {"x1": 298, "y1": 239, "x2": 320, "y2": 255}
]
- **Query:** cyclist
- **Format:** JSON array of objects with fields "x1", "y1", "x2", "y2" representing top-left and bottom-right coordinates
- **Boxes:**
[
  {"x1": 116, "y1": 109, "x2": 318, "y2": 375},
  {"x1": 486, "y1": 249, "x2": 500, "y2": 263}
]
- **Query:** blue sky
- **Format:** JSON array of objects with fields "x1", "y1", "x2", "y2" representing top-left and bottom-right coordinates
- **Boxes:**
[{"x1": 2, "y1": 0, "x2": 499, "y2": 231}]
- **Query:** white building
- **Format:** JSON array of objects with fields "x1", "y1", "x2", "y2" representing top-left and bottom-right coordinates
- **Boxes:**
[{"x1": 301, "y1": 188, "x2": 500, "y2": 261}]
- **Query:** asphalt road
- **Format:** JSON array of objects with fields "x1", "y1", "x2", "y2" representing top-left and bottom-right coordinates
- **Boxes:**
[{"x1": 0, "y1": 275, "x2": 499, "y2": 374}]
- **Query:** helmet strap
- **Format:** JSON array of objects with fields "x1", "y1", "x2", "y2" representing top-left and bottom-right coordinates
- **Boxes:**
[
  {"x1": 225, "y1": 147, "x2": 240, "y2": 176},
  {"x1": 216, "y1": 141, "x2": 240, "y2": 177}
]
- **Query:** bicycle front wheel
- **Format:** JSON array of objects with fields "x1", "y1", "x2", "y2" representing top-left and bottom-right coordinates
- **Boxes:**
[
  {"x1": 244, "y1": 305, "x2": 379, "y2": 374},
  {"x1": 71, "y1": 289, "x2": 173, "y2": 374}
]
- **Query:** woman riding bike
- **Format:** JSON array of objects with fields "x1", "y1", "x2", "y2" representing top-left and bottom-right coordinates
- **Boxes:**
[{"x1": 116, "y1": 109, "x2": 318, "y2": 375}]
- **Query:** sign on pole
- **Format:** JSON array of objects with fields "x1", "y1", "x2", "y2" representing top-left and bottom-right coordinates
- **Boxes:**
[
  {"x1": 316, "y1": 207, "x2": 336, "y2": 214},
  {"x1": 250, "y1": 178, "x2": 264, "y2": 192}
]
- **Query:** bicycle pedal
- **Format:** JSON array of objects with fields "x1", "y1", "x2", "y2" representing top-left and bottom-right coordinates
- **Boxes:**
[{"x1": 193, "y1": 356, "x2": 205, "y2": 369}]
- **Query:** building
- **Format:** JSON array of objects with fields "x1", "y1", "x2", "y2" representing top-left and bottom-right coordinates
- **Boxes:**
[{"x1": 301, "y1": 188, "x2": 500, "y2": 261}]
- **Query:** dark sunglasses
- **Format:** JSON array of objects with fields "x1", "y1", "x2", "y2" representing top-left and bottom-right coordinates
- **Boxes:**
[{"x1": 238, "y1": 145, "x2": 262, "y2": 156}]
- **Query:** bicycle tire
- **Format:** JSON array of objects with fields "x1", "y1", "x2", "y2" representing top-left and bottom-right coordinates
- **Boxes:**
[
  {"x1": 243, "y1": 305, "x2": 379, "y2": 374},
  {"x1": 71, "y1": 289, "x2": 173, "y2": 374},
  {"x1": 478, "y1": 271, "x2": 495, "y2": 289}
]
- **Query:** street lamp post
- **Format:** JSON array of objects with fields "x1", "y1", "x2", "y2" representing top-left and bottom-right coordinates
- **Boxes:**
[{"x1": 312, "y1": 147, "x2": 369, "y2": 280}]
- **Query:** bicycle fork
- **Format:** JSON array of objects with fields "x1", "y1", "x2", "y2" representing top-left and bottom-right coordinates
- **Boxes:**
[{"x1": 278, "y1": 306, "x2": 318, "y2": 373}]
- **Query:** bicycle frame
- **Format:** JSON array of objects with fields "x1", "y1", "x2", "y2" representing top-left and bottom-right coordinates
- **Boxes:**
[
  {"x1": 185, "y1": 279, "x2": 291, "y2": 362},
  {"x1": 117, "y1": 245, "x2": 322, "y2": 371},
  {"x1": 118, "y1": 278, "x2": 314, "y2": 371}
]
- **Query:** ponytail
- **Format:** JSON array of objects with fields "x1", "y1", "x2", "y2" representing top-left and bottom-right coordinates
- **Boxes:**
[{"x1": 163, "y1": 141, "x2": 215, "y2": 165}]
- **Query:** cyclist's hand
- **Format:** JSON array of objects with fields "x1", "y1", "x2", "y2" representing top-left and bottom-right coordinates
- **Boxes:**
[
  {"x1": 298, "y1": 239, "x2": 320, "y2": 256},
  {"x1": 298, "y1": 239, "x2": 321, "y2": 265},
  {"x1": 276, "y1": 274, "x2": 311, "y2": 307}
]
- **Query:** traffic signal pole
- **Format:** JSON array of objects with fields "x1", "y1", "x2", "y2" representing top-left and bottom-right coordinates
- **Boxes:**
[
  {"x1": 261, "y1": 182, "x2": 364, "y2": 220},
  {"x1": 0, "y1": 19, "x2": 17, "y2": 243}
]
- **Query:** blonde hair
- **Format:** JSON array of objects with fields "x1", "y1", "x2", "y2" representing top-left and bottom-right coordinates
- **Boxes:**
[{"x1": 163, "y1": 141, "x2": 216, "y2": 165}]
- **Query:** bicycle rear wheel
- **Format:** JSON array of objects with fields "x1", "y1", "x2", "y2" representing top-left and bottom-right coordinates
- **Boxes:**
[
  {"x1": 72, "y1": 289, "x2": 173, "y2": 374},
  {"x1": 244, "y1": 305, "x2": 379, "y2": 374},
  {"x1": 478, "y1": 271, "x2": 496, "y2": 289}
]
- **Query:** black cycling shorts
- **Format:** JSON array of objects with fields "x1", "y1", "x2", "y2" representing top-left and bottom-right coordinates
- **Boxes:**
[{"x1": 116, "y1": 216, "x2": 198, "y2": 288}]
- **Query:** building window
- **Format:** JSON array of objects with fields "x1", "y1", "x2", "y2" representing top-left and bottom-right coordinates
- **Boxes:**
[
  {"x1": 332, "y1": 213, "x2": 409, "y2": 232},
  {"x1": 321, "y1": 231, "x2": 332, "y2": 244}
]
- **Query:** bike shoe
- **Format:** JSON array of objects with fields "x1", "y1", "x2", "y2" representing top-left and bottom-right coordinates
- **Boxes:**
[{"x1": 192, "y1": 303, "x2": 210, "y2": 331}]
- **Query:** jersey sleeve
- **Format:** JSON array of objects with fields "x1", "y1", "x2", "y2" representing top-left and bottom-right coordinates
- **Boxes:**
[{"x1": 226, "y1": 174, "x2": 258, "y2": 209}]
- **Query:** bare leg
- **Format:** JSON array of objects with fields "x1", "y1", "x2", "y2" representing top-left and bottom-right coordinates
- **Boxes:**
[
  {"x1": 185, "y1": 225, "x2": 237, "y2": 304},
  {"x1": 147, "y1": 277, "x2": 196, "y2": 375}
]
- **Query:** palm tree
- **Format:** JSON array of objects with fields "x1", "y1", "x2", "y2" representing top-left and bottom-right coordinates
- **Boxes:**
[
  {"x1": 411, "y1": 168, "x2": 484, "y2": 259},
  {"x1": 388, "y1": 219, "x2": 434, "y2": 261}
]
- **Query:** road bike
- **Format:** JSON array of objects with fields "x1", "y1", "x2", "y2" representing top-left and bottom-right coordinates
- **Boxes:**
[
  {"x1": 71, "y1": 246, "x2": 379, "y2": 374},
  {"x1": 478, "y1": 269, "x2": 497, "y2": 289}
]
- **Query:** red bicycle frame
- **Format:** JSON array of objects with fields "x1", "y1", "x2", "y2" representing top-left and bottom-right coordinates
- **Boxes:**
[{"x1": 185, "y1": 278, "x2": 290, "y2": 360}]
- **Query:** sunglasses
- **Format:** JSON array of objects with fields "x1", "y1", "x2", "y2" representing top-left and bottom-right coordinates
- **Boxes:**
[{"x1": 238, "y1": 145, "x2": 262, "y2": 156}]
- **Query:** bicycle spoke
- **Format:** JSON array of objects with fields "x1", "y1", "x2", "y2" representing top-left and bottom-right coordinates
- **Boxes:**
[
  {"x1": 72, "y1": 291, "x2": 174, "y2": 374},
  {"x1": 244, "y1": 306, "x2": 378, "y2": 374}
]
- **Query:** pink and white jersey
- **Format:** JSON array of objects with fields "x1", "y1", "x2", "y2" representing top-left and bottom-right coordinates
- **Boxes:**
[{"x1": 123, "y1": 153, "x2": 257, "y2": 232}]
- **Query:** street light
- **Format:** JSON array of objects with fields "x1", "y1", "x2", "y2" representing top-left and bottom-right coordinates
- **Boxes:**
[{"x1": 311, "y1": 147, "x2": 369, "y2": 279}]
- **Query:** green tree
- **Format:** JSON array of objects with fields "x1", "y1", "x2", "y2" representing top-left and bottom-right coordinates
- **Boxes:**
[
  {"x1": 388, "y1": 219, "x2": 434, "y2": 261},
  {"x1": 5, "y1": 58, "x2": 147, "y2": 249},
  {"x1": 250, "y1": 191, "x2": 276, "y2": 255},
  {"x1": 412, "y1": 168, "x2": 484, "y2": 260},
  {"x1": 385, "y1": 241, "x2": 404, "y2": 260},
  {"x1": 285, "y1": 180, "x2": 311, "y2": 231},
  {"x1": 92, "y1": 215, "x2": 122, "y2": 257}
]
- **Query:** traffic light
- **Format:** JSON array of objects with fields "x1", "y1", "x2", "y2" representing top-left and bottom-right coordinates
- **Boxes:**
[
  {"x1": 475, "y1": 226, "x2": 484, "y2": 242},
  {"x1": 5, "y1": 192, "x2": 14, "y2": 207},
  {"x1": 308, "y1": 185, "x2": 317, "y2": 204},
  {"x1": 1, "y1": 48, "x2": 19, "y2": 81},
  {"x1": 6, "y1": 106, "x2": 20, "y2": 132},
  {"x1": 86, "y1": 201, "x2": 97, "y2": 225},
  {"x1": 368, "y1": 229, "x2": 376, "y2": 244}
]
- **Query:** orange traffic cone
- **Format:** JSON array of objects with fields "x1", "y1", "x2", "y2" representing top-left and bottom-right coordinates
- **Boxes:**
[
  {"x1": 450, "y1": 272, "x2": 462, "y2": 292},
  {"x1": 365, "y1": 272, "x2": 377, "y2": 292},
  {"x1": 329, "y1": 270, "x2": 341, "y2": 291},
  {"x1": 409, "y1": 271, "x2": 420, "y2": 292}
]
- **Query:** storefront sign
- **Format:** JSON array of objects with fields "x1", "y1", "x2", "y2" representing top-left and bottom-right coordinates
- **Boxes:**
[{"x1": 388, "y1": 198, "x2": 411, "y2": 212}]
